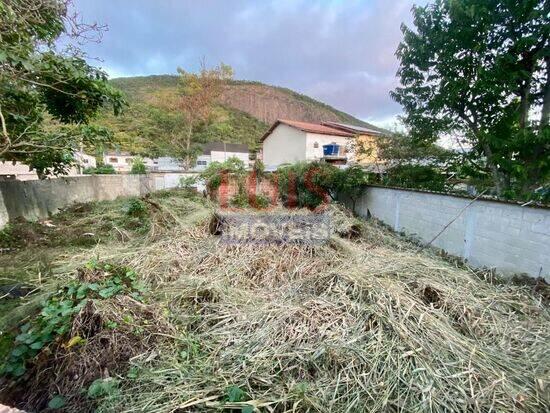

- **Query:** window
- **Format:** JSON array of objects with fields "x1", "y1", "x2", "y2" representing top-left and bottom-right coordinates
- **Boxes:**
[
  {"x1": 125, "y1": 158, "x2": 133, "y2": 164},
  {"x1": 197, "y1": 160, "x2": 208, "y2": 166},
  {"x1": 83, "y1": 159, "x2": 89, "y2": 164},
  {"x1": 109, "y1": 157, "x2": 118, "y2": 163},
  {"x1": 313, "y1": 142, "x2": 319, "y2": 148}
]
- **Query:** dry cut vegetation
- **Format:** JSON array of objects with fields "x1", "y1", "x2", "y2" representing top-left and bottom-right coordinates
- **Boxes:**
[{"x1": 0, "y1": 190, "x2": 548, "y2": 412}]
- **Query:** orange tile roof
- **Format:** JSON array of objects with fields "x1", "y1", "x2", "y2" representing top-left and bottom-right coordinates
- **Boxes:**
[{"x1": 261, "y1": 119, "x2": 354, "y2": 141}]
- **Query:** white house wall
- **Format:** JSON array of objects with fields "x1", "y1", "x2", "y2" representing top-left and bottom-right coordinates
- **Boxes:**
[
  {"x1": 210, "y1": 151, "x2": 249, "y2": 164},
  {"x1": 305, "y1": 133, "x2": 353, "y2": 161},
  {"x1": 262, "y1": 124, "x2": 307, "y2": 168}
]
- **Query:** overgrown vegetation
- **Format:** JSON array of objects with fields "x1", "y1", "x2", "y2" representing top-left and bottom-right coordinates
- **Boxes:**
[
  {"x1": 83, "y1": 164, "x2": 116, "y2": 175},
  {"x1": 129, "y1": 157, "x2": 146, "y2": 174},
  {"x1": 0, "y1": 0, "x2": 125, "y2": 178},
  {"x1": 392, "y1": 0, "x2": 549, "y2": 198},
  {"x1": 0, "y1": 189, "x2": 548, "y2": 412}
]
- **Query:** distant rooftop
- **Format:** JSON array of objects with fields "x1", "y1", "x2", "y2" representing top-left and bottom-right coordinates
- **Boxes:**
[
  {"x1": 322, "y1": 121, "x2": 388, "y2": 136},
  {"x1": 202, "y1": 142, "x2": 249, "y2": 155},
  {"x1": 261, "y1": 119, "x2": 354, "y2": 141}
]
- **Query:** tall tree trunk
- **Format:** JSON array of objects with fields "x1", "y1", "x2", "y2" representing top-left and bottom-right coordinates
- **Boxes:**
[
  {"x1": 518, "y1": 54, "x2": 535, "y2": 129},
  {"x1": 185, "y1": 122, "x2": 193, "y2": 171},
  {"x1": 481, "y1": 142, "x2": 508, "y2": 196},
  {"x1": 541, "y1": 55, "x2": 550, "y2": 129}
]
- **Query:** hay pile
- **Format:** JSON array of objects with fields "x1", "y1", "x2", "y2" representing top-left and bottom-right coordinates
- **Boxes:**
[
  {"x1": 100, "y1": 203, "x2": 549, "y2": 412},
  {"x1": 1, "y1": 194, "x2": 548, "y2": 412}
]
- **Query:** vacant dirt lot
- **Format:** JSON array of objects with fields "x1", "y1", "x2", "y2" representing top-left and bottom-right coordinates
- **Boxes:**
[{"x1": 0, "y1": 190, "x2": 548, "y2": 412}]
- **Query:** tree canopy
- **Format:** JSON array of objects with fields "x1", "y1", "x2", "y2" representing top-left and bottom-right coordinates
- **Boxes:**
[
  {"x1": 0, "y1": 0, "x2": 125, "y2": 177},
  {"x1": 392, "y1": 0, "x2": 549, "y2": 197}
]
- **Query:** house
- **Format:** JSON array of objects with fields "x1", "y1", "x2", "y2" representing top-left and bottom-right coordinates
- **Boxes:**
[
  {"x1": 260, "y1": 119, "x2": 355, "y2": 169},
  {"x1": 321, "y1": 121, "x2": 388, "y2": 165},
  {"x1": 0, "y1": 152, "x2": 96, "y2": 180},
  {"x1": 150, "y1": 157, "x2": 184, "y2": 172},
  {"x1": 102, "y1": 152, "x2": 157, "y2": 173},
  {"x1": 193, "y1": 142, "x2": 250, "y2": 171}
]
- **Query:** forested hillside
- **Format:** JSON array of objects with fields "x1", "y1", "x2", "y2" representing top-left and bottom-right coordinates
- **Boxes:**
[{"x1": 97, "y1": 75, "x2": 377, "y2": 156}]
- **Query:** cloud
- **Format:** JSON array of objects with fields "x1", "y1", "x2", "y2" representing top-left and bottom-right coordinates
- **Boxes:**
[{"x1": 73, "y1": 0, "x2": 423, "y2": 125}]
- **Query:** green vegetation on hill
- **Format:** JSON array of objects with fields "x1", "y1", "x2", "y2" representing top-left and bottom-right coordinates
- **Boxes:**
[
  {"x1": 97, "y1": 76, "x2": 268, "y2": 157},
  {"x1": 96, "y1": 75, "x2": 376, "y2": 157}
]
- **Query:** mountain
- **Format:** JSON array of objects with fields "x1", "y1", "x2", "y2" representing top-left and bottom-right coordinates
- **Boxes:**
[{"x1": 98, "y1": 75, "x2": 383, "y2": 155}]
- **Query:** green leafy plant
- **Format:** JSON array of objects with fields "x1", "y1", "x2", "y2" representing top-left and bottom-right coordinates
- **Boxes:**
[
  {"x1": 83, "y1": 164, "x2": 116, "y2": 175},
  {"x1": 277, "y1": 162, "x2": 338, "y2": 209},
  {"x1": 230, "y1": 192, "x2": 249, "y2": 208},
  {"x1": 200, "y1": 157, "x2": 247, "y2": 190},
  {"x1": 48, "y1": 395, "x2": 66, "y2": 409},
  {"x1": 179, "y1": 175, "x2": 198, "y2": 191},
  {"x1": 124, "y1": 198, "x2": 148, "y2": 218},
  {"x1": 383, "y1": 164, "x2": 447, "y2": 192},
  {"x1": 0, "y1": 261, "x2": 145, "y2": 377},
  {"x1": 0, "y1": 0, "x2": 125, "y2": 178},
  {"x1": 87, "y1": 378, "x2": 120, "y2": 399},
  {"x1": 0, "y1": 224, "x2": 16, "y2": 248},
  {"x1": 225, "y1": 385, "x2": 248, "y2": 402},
  {"x1": 130, "y1": 157, "x2": 147, "y2": 174},
  {"x1": 392, "y1": 0, "x2": 548, "y2": 196}
]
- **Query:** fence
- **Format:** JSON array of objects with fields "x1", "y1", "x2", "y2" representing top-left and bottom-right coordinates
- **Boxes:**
[
  {"x1": 0, "y1": 173, "x2": 196, "y2": 228},
  {"x1": 344, "y1": 186, "x2": 550, "y2": 282}
]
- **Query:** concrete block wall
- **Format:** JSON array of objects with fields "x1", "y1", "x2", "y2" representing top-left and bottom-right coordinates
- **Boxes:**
[
  {"x1": 349, "y1": 187, "x2": 550, "y2": 281},
  {"x1": 0, "y1": 173, "x2": 193, "y2": 228}
]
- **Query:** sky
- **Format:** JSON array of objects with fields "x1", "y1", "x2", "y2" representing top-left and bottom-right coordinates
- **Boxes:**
[{"x1": 72, "y1": 0, "x2": 426, "y2": 128}]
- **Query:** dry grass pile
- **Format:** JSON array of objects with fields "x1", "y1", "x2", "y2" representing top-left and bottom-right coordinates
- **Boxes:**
[
  {"x1": 98, "y1": 204, "x2": 548, "y2": 412},
  {"x1": 1, "y1": 193, "x2": 548, "y2": 412}
]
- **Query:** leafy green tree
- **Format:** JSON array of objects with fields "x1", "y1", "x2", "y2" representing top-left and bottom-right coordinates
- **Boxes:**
[
  {"x1": 333, "y1": 166, "x2": 369, "y2": 212},
  {"x1": 392, "y1": 0, "x2": 549, "y2": 196},
  {"x1": 0, "y1": 0, "x2": 125, "y2": 178}
]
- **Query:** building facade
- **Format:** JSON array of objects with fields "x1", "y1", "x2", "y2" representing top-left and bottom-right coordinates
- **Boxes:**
[
  {"x1": 193, "y1": 142, "x2": 250, "y2": 171},
  {"x1": 0, "y1": 152, "x2": 97, "y2": 180},
  {"x1": 261, "y1": 120, "x2": 355, "y2": 169}
]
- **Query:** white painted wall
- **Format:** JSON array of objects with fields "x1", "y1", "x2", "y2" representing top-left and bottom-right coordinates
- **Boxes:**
[
  {"x1": 103, "y1": 155, "x2": 156, "y2": 172},
  {"x1": 210, "y1": 150, "x2": 249, "y2": 164},
  {"x1": 262, "y1": 124, "x2": 307, "y2": 168},
  {"x1": 1, "y1": 152, "x2": 97, "y2": 180},
  {"x1": 347, "y1": 187, "x2": 550, "y2": 281},
  {"x1": 0, "y1": 172, "x2": 201, "y2": 228},
  {"x1": 305, "y1": 133, "x2": 353, "y2": 161}
]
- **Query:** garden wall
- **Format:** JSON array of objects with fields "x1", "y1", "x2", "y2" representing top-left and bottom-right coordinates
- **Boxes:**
[
  {"x1": 346, "y1": 186, "x2": 550, "y2": 282},
  {"x1": 0, "y1": 173, "x2": 194, "y2": 228}
]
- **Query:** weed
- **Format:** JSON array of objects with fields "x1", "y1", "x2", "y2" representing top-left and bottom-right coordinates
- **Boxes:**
[
  {"x1": 230, "y1": 192, "x2": 249, "y2": 208},
  {"x1": 87, "y1": 378, "x2": 120, "y2": 399},
  {"x1": 0, "y1": 261, "x2": 145, "y2": 378},
  {"x1": 0, "y1": 225, "x2": 17, "y2": 248},
  {"x1": 124, "y1": 198, "x2": 148, "y2": 217}
]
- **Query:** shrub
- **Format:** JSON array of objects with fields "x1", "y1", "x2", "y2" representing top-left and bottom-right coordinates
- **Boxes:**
[
  {"x1": 200, "y1": 157, "x2": 247, "y2": 191},
  {"x1": 179, "y1": 175, "x2": 198, "y2": 191},
  {"x1": 277, "y1": 162, "x2": 339, "y2": 209},
  {"x1": 253, "y1": 193, "x2": 270, "y2": 209},
  {"x1": 384, "y1": 164, "x2": 447, "y2": 191},
  {"x1": 230, "y1": 192, "x2": 249, "y2": 208},
  {"x1": 130, "y1": 157, "x2": 147, "y2": 174},
  {"x1": 124, "y1": 198, "x2": 147, "y2": 217},
  {"x1": 1, "y1": 261, "x2": 145, "y2": 377},
  {"x1": 83, "y1": 164, "x2": 116, "y2": 175}
]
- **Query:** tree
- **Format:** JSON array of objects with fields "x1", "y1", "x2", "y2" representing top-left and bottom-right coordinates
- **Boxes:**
[
  {"x1": 130, "y1": 156, "x2": 146, "y2": 174},
  {"x1": 392, "y1": 0, "x2": 549, "y2": 197},
  {"x1": 173, "y1": 62, "x2": 233, "y2": 170},
  {"x1": 0, "y1": 0, "x2": 125, "y2": 178}
]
